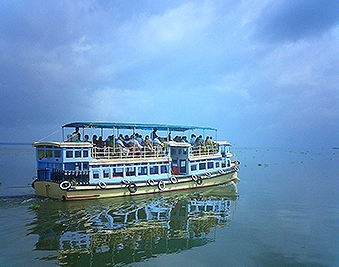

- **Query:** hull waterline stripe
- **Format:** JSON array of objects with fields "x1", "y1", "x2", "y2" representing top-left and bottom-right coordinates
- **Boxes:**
[{"x1": 67, "y1": 194, "x2": 100, "y2": 199}]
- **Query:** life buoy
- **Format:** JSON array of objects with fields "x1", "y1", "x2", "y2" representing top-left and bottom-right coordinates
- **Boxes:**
[
  {"x1": 128, "y1": 183, "x2": 137, "y2": 193},
  {"x1": 191, "y1": 175, "x2": 198, "y2": 181},
  {"x1": 170, "y1": 176, "x2": 178, "y2": 184},
  {"x1": 158, "y1": 180, "x2": 166, "y2": 191},
  {"x1": 98, "y1": 181, "x2": 107, "y2": 189},
  {"x1": 147, "y1": 179, "x2": 156, "y2": 186},
  {"x1": 122, "y1": 179, "x2": 130, "y2": 185},
  {"x1": 196, "y1": 177, "x2": 203, "y2": 185},
  {"x1": 234, "y1": 166, "x2": 239, "y2": 172},
  {"x1": 60, "y1": 181, "x2": 71, "y2": 190},
  {"x1": 218, "y1": 169, "x2": 225, "y2": 174},
  {"x1": 205, "y1": 172, "x2": 212, "y2": 177}
]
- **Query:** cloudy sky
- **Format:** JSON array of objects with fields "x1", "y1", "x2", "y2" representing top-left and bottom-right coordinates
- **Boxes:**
[{"x1": 0, "y1": 0, "x2": 338, "y2": 148}]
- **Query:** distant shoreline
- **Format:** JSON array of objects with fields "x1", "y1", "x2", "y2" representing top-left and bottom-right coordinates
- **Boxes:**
[{"x1": 0, "y1": 142, "x2": 32, "y2": 146}]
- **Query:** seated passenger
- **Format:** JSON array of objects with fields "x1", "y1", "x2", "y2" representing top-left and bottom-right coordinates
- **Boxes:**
[
  {"x1": 97, "y1": 136, "x2": 104, "y2": 148},
  {"x1": 117, "y1": 136, "x2": 129, "y2": 156},
  {"x1": 136, "y1": 133, "x2": 143, "y2": 146},
  {"x1": 130, "y1": 134, "x2": 143, "y2": 150},
  {"x1": 92, "y1": 135, "x2": 98, "y2": 145},
  {"x1": 106, "y1": 135, "x2": 114, "y2": 147},
  {"x1": 173, "y1": 136, "x2": 181, "y2": 142},
  {"x1": 190, "y1": 134, "x2": 196, "y2": 146},
  {"x1": 153, "y1": 137, "x2": 164, "y2": 147},
  {"x1": 83, "y1": 135, "x2": 90, "y2": 142},
  {"x1": 195, "y1": 135, "x2": 203, "y2": 146},
  {"x1": 142, "y1": 135, "x2": 153, "y2": 150},
  {"x1": 181, "y1": 136, "x2": 188, "y2": 143}
]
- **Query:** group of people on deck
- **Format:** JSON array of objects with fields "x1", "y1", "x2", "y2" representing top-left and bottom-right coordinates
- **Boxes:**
[{"x1": 69, "y1": 128, "x2": 216, "y2": 155}]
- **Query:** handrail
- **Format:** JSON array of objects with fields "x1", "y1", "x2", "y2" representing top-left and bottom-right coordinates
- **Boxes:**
[
  {"x1": 190, "y1": 144, "x2": 219, "y2": 157},
  {"x1": 91, "y1": 144, "x2": 169, "y2": 160}
]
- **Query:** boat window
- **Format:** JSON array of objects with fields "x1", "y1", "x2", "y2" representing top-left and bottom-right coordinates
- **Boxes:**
[
  {"x1": 227, "y1": 159, "x2": 231, "y2": 167},
  {"x1": 46, "y1": 150, "x2": 53, "y2": 158},
  {"x1": 179, "y1": 160, "x2": 187, "y2": 173},
  {"x1": 172, "y1": 148, "x2": 176, "y2": 154},
  {"x1": 160, "y1": 165, "x2": 168, "y2": 174},
  {"x1": 66, "y1": 151, "x2": 73, "y2": 158},
  {"x1": 138, "y1": 166, "x2": 148, "y2": 176},
  {"x1": 178, "y1": 149, "x2": 182, "y2": 154},
  {"x1": 38, "y1": 150, "x2": 44, "y2": 159},
  {"x1": 191, "y1": 164, "x2": 197, "y2": 171},
  {"x1": 113, "y1": 167, "x2": 123, "y2": 178},
  {"x1": 207, "y1": 162, "x2": 214, "y2": 169},
  {"x1": 172, "y1": 158, "x2": 178, "y2": 166},
  {"x1": 103, "y1": 169, "x2": 110, "y2": 178},
  {"x1": 83, "y1": 163, "x2": 89, "y2": 170},
  {"x1": 150, "y1": 166, "x2": 159, "y2": 175},
  {"x1": 216, "y1": 162, "x2": 220, "y2": 168},
  {"x1": 54, "y1": 150, "x2": 61, "y2": 158},
  {"x1": 126, "y1": 167, "x2": 136, "y2": 176},
  {"x1": 199, "y1": 162, "x2": 206, "y2": 170},
  {"x1": 183, "y1": 148, "x2": 187, "y2": 154},
  {"x1": 93, "y1": 170, "x2": 100, "y2": 179},
  {"x1": 83, "y1": 150, "x2": 88, "y2": 157},
  {"x1": 75, "y1": 151, "x2": 81, "y2": 158}
]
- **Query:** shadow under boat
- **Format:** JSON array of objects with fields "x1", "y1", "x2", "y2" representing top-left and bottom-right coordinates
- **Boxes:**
[{"x1": 27, "y1": 179, "x2": 239, "y2": 266}]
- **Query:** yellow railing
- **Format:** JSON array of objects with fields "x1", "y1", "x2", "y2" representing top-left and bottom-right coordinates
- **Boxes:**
[
  {"x1": 91, "y1": 145, "x2": 169, "y2": 160},
  {"x1": 190, "y1": 144, "x2": 219, "y2": 157}
]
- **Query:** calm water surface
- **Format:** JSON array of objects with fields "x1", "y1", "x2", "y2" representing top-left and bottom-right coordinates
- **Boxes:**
[{"x1": 0, "y1": 144, "x2": 338, "y2": 267}]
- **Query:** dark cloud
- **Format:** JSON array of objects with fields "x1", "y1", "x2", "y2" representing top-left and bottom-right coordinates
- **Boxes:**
[{"x1": 254, "y1": 0, "x2": 339, "y2": 43}]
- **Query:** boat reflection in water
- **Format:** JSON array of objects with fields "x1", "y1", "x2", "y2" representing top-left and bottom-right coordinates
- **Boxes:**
[{"x1": 28, "y1": 179, "x2": 239, "y2": 266}]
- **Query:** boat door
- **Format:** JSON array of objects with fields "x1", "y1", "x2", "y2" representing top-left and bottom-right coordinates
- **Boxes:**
[{"x1": 179, "y1": 159, "x2": 187, "y2": 174}]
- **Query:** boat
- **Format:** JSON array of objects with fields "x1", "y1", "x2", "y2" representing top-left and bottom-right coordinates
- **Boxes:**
[{"x1": 32, "y1": 122, "x2": 239, "y2": 200}]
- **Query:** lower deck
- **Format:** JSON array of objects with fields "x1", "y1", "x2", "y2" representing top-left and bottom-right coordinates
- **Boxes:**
[{"x1": 33, "y1": 169, "x2": 239, "y2": 200}]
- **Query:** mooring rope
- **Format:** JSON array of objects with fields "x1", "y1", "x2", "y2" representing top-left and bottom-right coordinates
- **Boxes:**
[{"x1": 37, "y1": 129, "x2": 60, "y2": 143}]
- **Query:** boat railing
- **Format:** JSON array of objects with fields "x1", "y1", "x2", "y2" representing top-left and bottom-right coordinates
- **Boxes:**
[
  {"x1": 190, "y1": 144, "x2": 219, "y2": 157},
  {"x1": 91, "y1": 144, "x2": 169, "y2": 160},
  {"x1": 37, "y1": 168, "x2": 90, "y2": 185}
]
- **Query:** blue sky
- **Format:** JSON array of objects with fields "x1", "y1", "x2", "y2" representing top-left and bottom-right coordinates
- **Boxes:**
[{"x1": 0, "y1": 0, "x2": 338, "y2": 148}]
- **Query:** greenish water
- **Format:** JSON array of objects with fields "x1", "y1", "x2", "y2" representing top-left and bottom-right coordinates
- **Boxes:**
[{"x1": 0, "y1": 145, "x2": 338, "y2": 266}]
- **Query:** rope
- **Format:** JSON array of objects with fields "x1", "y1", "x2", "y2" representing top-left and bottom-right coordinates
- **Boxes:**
[{"x1": 37, "y1": 129, "x2": 60, "y2": 142}]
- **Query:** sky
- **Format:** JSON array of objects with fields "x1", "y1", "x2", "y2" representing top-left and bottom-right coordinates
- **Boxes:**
[{"x1": 0, "y1": 0, "x2": 338, "y2": 148}]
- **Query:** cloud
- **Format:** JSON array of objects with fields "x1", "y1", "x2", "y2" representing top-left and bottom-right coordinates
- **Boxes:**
[
  {"x1": 0, "y1": 0, "x2": 338, "y2": 147},
  {"x1": 254, "y1": 0, "x2": 339, "y2": 43}
]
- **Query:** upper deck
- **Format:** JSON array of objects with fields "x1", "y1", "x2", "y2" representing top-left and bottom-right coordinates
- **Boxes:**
[{"x1": 34, "y1": 122, "x2": 232, "y2": 164}]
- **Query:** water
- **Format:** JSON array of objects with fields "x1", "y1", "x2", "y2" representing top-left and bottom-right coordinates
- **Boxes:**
[{"x1": 0, "y1": 144, "x2": 338, "y2": 267}]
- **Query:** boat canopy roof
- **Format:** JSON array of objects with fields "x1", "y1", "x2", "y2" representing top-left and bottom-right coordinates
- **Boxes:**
[{"x1": 62, "y1": 122, "x2": 217, "y2": 132}]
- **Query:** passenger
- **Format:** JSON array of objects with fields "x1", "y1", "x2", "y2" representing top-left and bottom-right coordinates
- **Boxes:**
[
  {"x1": 137, "y1": 134, "x2": 143, "y2": 145},
  {"x1": 117, "y1": 136, "x2": 129, "y2": 156},
  {"x1": 181, "y1": 136, "x2": 188, "y2": 143},
  {"x1": 150, "y1": 129, "x2": 159, "y2": 140},
  {"x1": 92, "y1": 135, "x2": 98, "y2": 145},
  {"x1": 124, "y1": 135, "x2": 130, "y2": 147},
  {"x1": 130, "y1": 134, "x2": 143, "y2": 150},
  {"x1": 97, "y1": 136, "x2": 104, "y2": 148},
  {"x1": 72, "y1": 127, "x2": 81, "y2": 141},
  {"x1": 190, "y1": 134, "x2": 196, "y2": 146},
  {"x1": 83, "y1": 135, "x2": 90, "y2": 142},
  {"x1": 105, "y1": 135, "x2": 114, "y2": 147},
  {"x1": 195, "y1": 135, "x2": 203, "y2": 146},
  {"x1": 142, "y1": 135, "x2": 153, "y2": 150},
  {"x1": 153, "y1": 137, "x2": 164, "y2": 147},
  {"x1": 173, "y1": 136, "x2": 181, "y2": 142}
]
